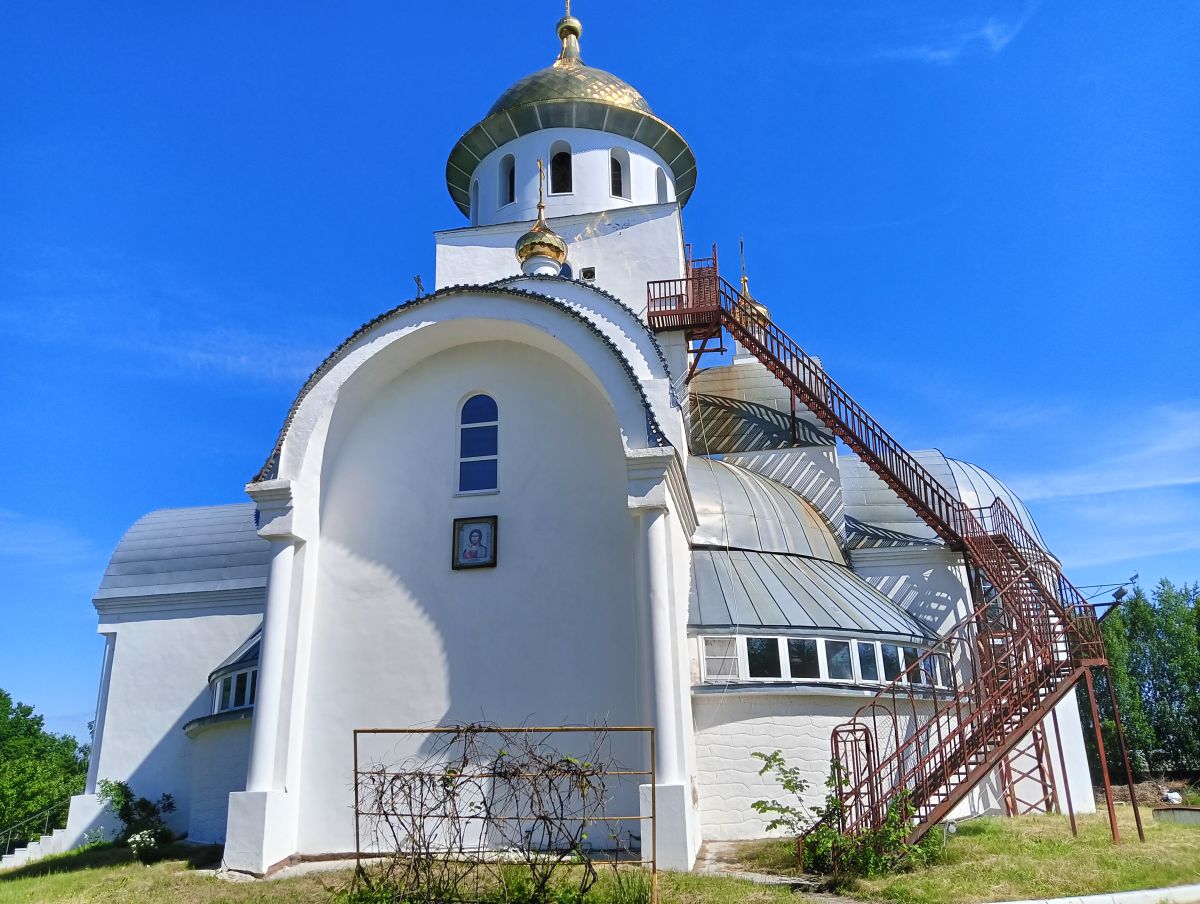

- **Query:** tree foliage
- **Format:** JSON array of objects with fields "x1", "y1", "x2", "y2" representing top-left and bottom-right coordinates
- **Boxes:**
[
  {"x1": 1082, "y1": 579, "x2": 1200, "y2": 780},
  {"x1": 0, "y1": 688, "x2": 89, "y2": 847}
]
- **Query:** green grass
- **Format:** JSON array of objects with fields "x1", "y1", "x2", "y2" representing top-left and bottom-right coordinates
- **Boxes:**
[
  {"x1": 0, "y1": 844, "x2": 798, "y2": 904},
  {"x1": 0, "y1": 842, "x2": 345, "y2": 904},
  {"x1": 6, "y1": 812, "x2": 1198, "y2": 904},
  {"x1": 725, "y1": 810, "x2": 1200, "y2": 904}
]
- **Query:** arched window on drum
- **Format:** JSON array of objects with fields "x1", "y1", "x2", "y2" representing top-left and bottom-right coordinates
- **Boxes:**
[
  {"x1": 458, "y1": 394, "x2": 498, "y2": 493},
  {"x1": 549, "y1": 141, "x2": 572, "y2": 194}
]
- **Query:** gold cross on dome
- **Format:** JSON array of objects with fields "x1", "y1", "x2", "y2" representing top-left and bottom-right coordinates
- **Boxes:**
[{"x1": 537, "y1": 158, "x2": 546, "y2": 208}]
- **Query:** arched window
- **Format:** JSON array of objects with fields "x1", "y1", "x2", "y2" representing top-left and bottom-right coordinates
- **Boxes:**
[
  {"x1": 655, "y1": 167, "x2": 669, "y2": 204},
  {"x1": 499, "y1": 154, "x2": 516, "y2": 207},
  {"x1": 609, "y1": 147, "x2": 630, "y2": 199},
  {"x1": 459, "y1": 394, "x2": 498, "y2": 493},
  {"x1": 549, "y1": 141, "x2": 572, "y2": 194},
  {"x1": 470, "y1": 180, "x2": 480, "y2": 226}
]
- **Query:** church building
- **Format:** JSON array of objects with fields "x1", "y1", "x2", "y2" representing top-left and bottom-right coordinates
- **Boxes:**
[{"x1": 53, "y1": 6, "x2": 1100, "y2": 876}]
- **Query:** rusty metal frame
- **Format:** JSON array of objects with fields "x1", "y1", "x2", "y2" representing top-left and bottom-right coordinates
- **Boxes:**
[
  {"x1": 647, "y1": 258, "x2": 1142, "y2": 850},
  {"x1": 1000, "y1": 721, "x2": 1059, "y2": 817},
  {"x1": 353, "y1": 725, "x2": 657, "y2": 900}
]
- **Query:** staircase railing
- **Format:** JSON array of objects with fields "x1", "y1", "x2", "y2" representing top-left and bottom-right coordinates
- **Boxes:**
[
  {"x1": 1, "y1": 799, "x2": 70, "y2": 859},
  {"x1": 647, "y1": 273, "x2": 1114, "y2": 843}
]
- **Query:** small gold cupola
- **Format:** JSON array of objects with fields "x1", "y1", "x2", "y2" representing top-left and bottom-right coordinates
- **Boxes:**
[
  {"x1": 515, "y1": 159, "x2": 568, "y2": 276},
  {"x1": 739, "y1": 238, "x2": 770, "y2": 320}
]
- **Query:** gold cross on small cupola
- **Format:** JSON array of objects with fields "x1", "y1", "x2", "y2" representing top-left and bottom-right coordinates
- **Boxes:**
[{"x1": 514, "y1": 158, "x2": 568, "y2": 276}]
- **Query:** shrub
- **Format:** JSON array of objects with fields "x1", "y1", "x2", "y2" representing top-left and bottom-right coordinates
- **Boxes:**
[
  {"x1": 96, "y1": 779, "x2": 176, "y2": 844},
  {"x1": 751, "y1": 752, "x2": 942, "y2": 878},
  {"x1": 126, "y1": 828, "x2": 161, "y2": 864}
]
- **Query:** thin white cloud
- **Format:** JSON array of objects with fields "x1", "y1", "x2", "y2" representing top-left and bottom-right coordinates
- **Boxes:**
[
  {"x1": 1030, "y1": 487, "x2": 1200, "y2": 571},
  {"x1": 0, "y1": 509, "x2": 101, "y2": 566},
  {"x1": 0, "y1": 509, "x2": 108, "y2": 596},
  {"x1": 0, "y1": 247, "x2": 329, "y2": 386},
  {"x1": 1010, "y1": 404, "x2": 1200, "y2": 501},
  {"x1": 782, "y1": 3, "x2": 1039, "y2": 68},
  {"x1": 874, "y1": 9, "x2": 1036, "y2": 65}
]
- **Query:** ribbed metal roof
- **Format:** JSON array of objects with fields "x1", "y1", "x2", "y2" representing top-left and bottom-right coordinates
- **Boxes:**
[
  {"x1": 945, "y1": 458, "x2": 1047, "y2": 548},
  {"x1": 840, "y1": 450, "x2": 1047, "y2": 550},
  {"x1": 445, "y1": 13, "x2": 695, "y2": 217},
  {"x1": 688, "y1": 457, "x2": 845, "y2": 563},
  {"x1": 208, "y1": 629, "x2": 262, "y2": 683},
  {"x1": 95, "y1": 503, "x2": 270, "y2": 602},
  {"x1": 689, "y1": 550, "x2": 934, "y2": 643}
]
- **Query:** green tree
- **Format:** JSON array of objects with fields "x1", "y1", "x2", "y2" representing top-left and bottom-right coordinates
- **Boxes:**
[
  {"x1": 1082, "y1": 579, "x2": 1200, "y2": 781},
  {"x1": 0, "y1": 689, "x2": 89, "y2": 850}
]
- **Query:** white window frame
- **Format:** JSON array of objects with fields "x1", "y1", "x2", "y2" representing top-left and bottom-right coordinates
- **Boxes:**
[
  {"x1": 701, "y1": 636, "x2": 739, "y2": 681},
  {"x1": 697, "y1": 634, "x2": 941, "y2": 688},
  {"x1": 609, "y1": 147, "x2": 631, "y2": 200},
  {"x1": 456, "y1": 393, "x2": 499, "y2": 496},
  {"x1": 498, "y1": 154, "x2": 516, "y2": 208},
  {"x1": 822, "y1": 638, "x2": 855, "y2": 683},
  {"x1": 548, "y1": 141, "x2": 573, "y2": 196},
  {"x1": 212, "y1": 666, "x2": 258, "y2": 715}
]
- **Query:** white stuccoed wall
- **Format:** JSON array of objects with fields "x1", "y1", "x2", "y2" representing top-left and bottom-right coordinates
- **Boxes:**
[
  {"x1": 187, "y1": 719, "x2": 253, "y2": 843},
  {"x1": 469, "y1": 128, "x2": 677, "y2": 227},
  {"x1": 435, "y1": 202, "x2": 686, "y2": 317},
  {"x1": 87, "y1": 605, "x2": 262, "y2": 838},
  {"x1": 692, "y1": 689, "x2": 870, "y2": 840},
  {"x1": 292, "y1": 340, "x2": 648, "y2": 856}
]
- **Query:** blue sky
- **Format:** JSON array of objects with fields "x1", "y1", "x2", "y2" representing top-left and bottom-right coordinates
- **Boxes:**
[{"x1": 1, "y1": 1, "x2": 1197, "y2": 741}]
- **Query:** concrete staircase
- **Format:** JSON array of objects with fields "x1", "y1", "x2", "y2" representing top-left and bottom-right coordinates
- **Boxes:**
[{"x1": 0, "y1": 827, "x2": 70, "y2": 872}]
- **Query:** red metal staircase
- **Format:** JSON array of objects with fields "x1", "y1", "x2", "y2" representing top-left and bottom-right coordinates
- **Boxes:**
[{"x1": 647, "y1": 264, "x2": 1145, "y2": 848}]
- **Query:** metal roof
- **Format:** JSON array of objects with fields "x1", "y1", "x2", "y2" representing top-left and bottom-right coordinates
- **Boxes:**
[
  {"x1": 840, "y1": 450, "x2": 1047, "y2": 550},
  {"x1": 208, "y1": 629, "x2": 262, "y2": 683},
  {"x1": 95, "y1": 503, "x2": 270, "y2": 602},
  {"x1": 945, "y1": 458, "x2": 1047, "y2": 548},
  {"x1": 689, "y1": 549, "x2": 934, "y2": 643},
  {"x1": 444, "y1": 14, "x2": 695, "y2": 217},
  {"x1": 687, "y1": 457, "x2": 845, "y2": 564}
]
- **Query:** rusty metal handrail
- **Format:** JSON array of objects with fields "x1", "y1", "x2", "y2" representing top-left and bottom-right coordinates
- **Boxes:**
[{"x1": 648, "y1": 273, "x2": 1115, "y2": 845}]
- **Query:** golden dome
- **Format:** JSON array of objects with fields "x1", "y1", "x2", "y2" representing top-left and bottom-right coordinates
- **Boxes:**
[
  {"x1": 515, "y1": 223, "x2": 568, "y2": 267},
  {"x1": 487, "y1": 15, "x2": 652, "y2": 120},
  {"x1": 515, "y1": 160, "x2": 568, "y2": 269},
  {"x1": 445, "y1": 7, "x2": 696, "y2": 218}
]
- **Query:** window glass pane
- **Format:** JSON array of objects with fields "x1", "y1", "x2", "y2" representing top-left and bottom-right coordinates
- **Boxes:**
[
  {"x1": 825, "y1": 640, "x2": 852, "y2": 680},
  {"x1": 935, "y1": 654, "x2": 952, "y2": 688},
  {"x1": 460, "y1": 425, "x2": 497, "y2": 458},
  {"x1": 703, "y1": 637, "x2": 738, "y2": 678},
  {"x1": 787, "y1": 638, "x2": 820, "y2": 679},
  {"x1": 461, "y1": 394, "x2": 497, "y2": 424},
  {"x1": 902, "y1": 647, "x2": 923, "y2": 683},
  {"x1": 881, "y1": 644, "x2": 902, "y2": 681},
  {"x1": 551, "y1": 152, "x2": 572, "y2": 193},
  {"x1": 219, "y1": 677, "x2": 232, "y2": 711},
  {"x1": 250, "y1": 669, "x2": 258, "y2": 705},
  {"x1": 234, "y1": 672, "x2": 248, "y2": 708},
  {"x1": 747, "y1": 637, "x2": 782, "y2": 678},
  {"x1": 611, "y1": 158, "x2": 623, "y2": 196},
  {"x1": 858, "y1": 642, "x2": 879, "y2": 681},
  {"x1": 459, "y1": 459, "x2": 498, "y2": 492}
]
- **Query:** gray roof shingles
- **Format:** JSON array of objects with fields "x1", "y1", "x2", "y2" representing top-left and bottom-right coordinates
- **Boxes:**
[{"x1": 94, "y1": 503, "x2": 270, "y2": 601}]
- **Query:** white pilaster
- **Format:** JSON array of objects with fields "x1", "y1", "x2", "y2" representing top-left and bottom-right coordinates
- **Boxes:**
[
  {"x1": 85, "y1": 633, "x2": 116, "y2": 794},
  {"x1": 224, "y1": 479, "x2": 303, "y2": 875},
  {"x1": 626, "y1": 448, "x2": 700, "y2": 870}
]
